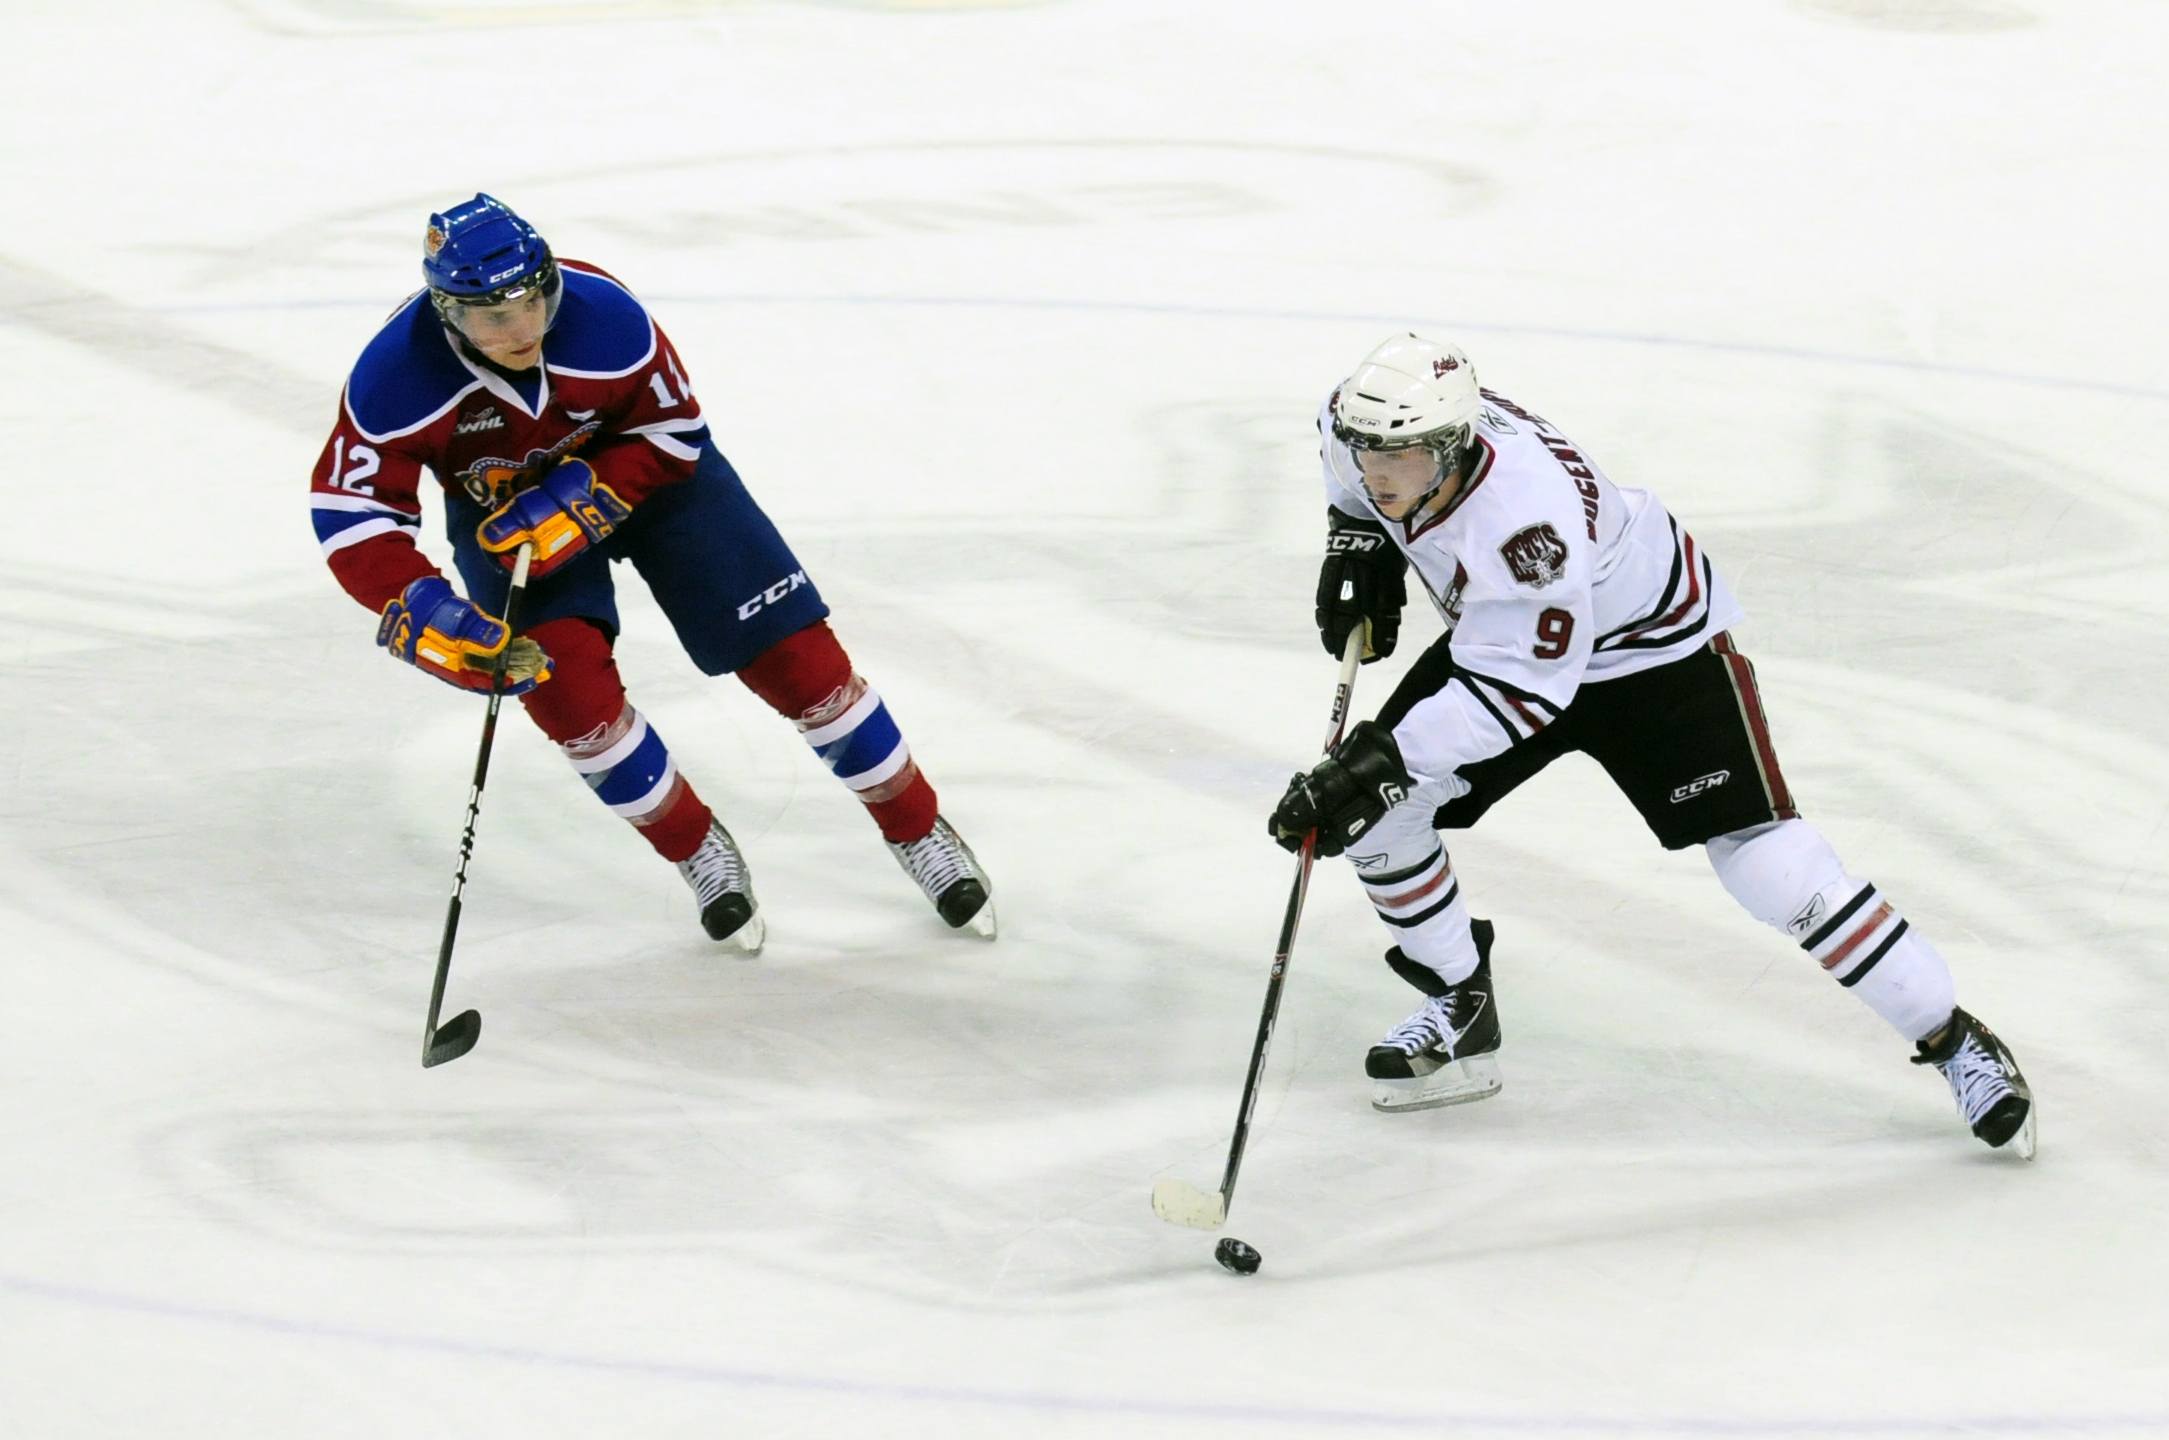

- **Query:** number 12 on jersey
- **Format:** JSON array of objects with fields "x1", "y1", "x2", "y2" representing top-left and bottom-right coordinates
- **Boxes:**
[{"x1": 327, "y1": 434, "x2": 381, "y2": 493}]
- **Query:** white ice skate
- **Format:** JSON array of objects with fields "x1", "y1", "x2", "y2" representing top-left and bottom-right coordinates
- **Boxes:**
[{"x1": 677, "y1": 818, "x2": 764, "y2": 954}]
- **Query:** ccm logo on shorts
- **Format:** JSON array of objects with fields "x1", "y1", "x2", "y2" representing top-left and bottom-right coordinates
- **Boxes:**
[
  {"x1": 737, "y1": 570, "x2": 810, "y2": 620},
  {"x1": 1669, "y1": 769, "x2": 1729, "y2": 803}
]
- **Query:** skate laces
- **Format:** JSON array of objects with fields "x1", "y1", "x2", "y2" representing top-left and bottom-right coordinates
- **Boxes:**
[
  {"x1": 889, "y1": 819, "x2": 978, "y2": 899},
  {"x1": 677, "y1": 825, "x2": 746, "y2": 907},
  {"x1": 1936, "y1": 1035, "x2": 2016, "y2": 1126},
  {"x1": 1382, "y1": 997, "x2": 1457, "y2": 1054}
]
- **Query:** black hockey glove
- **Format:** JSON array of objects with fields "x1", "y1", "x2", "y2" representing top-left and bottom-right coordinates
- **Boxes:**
[
  {"x1": 1268, "y1": 720, "x2": 1413, "y2": 859},
  {"x1": 1315, "y1": 508, "x2": 1407, "y2": 664}
]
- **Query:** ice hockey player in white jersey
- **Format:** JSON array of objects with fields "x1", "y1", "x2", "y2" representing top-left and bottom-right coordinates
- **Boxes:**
[{"x1": 1266, "y1": 333, "x2": 2034, "y2": 1157}]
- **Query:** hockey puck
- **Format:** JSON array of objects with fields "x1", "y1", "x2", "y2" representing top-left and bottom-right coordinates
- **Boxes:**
[{"x1": 1213, "y1": 1237, "x2": 1262, "y2": 1275}]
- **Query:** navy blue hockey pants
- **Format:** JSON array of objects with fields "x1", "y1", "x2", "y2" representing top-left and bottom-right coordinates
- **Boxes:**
[{"x1": 447, "y1": 443, "x2": 830, "y2": 675}]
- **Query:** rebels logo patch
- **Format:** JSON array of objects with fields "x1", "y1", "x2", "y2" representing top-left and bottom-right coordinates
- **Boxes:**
[{"x1": 1499, "y1": 523, "x2": 1569, "y2": 588}]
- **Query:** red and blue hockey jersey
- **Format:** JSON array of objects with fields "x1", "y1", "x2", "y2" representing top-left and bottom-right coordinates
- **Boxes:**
[{"x1": 308, "y1": 261, "x2": 709, "y2": 612}]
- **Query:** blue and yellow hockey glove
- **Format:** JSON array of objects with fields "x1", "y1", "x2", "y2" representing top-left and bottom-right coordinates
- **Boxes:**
[
  {"x1": 377, "y1": 576, "x2": 552, "y2": 695},
  {"x1": 476, "y1": 459, "x2": 631, "y2": 578}
]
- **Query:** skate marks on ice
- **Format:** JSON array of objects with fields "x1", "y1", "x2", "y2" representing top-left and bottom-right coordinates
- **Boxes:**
[
  {"x1": 0, "y1": 252, "x2": 320, "y2": 424},
  {"x1": 0, "y1": 559, "x2": 295, "y2": 663},
  {"x1": 188, "y1": 138, "x2": 1493, "y2": 292},
  {"x1": 1791, "y1": 0, "x2": 2039, "y2": 33},
  {"x1": 224, "y1": 0, "x2": 1052, "y2": 40}
]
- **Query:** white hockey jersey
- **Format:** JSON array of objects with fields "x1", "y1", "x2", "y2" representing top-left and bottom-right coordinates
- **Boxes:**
[{"x1": 1319, "y1": 387, "x2": 1743, "y2": 786}]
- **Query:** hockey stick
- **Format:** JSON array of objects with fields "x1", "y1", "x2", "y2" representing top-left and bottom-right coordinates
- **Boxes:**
[
  {"x1": 1152, "y1": 628, "x2": 1365, "y2": 1229},
  {"x1": 421, "y1": 542, "x2": 535, "y2": 1068}
]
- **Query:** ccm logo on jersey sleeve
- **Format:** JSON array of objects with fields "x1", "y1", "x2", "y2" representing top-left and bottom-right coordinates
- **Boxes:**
[
  {"x1": 737, "y1": 570, "x2": 811, "y2": 620},
  {"x1": 1500, "y1": 523, "x2": 1569, "y2": 588}
]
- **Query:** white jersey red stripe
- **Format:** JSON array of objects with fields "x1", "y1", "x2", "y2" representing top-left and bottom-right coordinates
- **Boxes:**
[{"x1": 1319, "y1": 386, "x2": 1744, "y2": 785}]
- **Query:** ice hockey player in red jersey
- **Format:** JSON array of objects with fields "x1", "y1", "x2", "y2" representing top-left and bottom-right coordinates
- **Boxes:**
[
  {"x1": 311, "y1": 194, "x2": 994, "y2": 950},
  {"x1": 1267, "y1": 334, "x2": 2032, "y2": 1156}
]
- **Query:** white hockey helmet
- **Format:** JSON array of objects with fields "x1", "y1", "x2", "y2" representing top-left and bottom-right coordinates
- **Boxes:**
[{"x1": 1330, "y1": 333, "x2": 1482, "y2": 462}]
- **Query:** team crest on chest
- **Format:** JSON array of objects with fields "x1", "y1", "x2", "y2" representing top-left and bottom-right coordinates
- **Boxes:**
[
  {"x1": 1500, "y1": 523, "x2": 1569, "y2": 588},
  {"x1": 459, "y1": 420, "x2": 602, "y2": 506}
]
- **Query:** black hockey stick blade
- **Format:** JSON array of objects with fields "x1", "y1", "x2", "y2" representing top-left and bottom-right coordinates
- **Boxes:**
[{"x1": 423, "y1": 1009, "x2": 481, "y2": 1067}]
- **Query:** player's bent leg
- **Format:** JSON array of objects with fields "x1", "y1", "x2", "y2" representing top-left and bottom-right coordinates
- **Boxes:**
[
  {"x1": 1348, "y1": 789, "x2": 1501, "y2": 1111},
  {"x1": 1704, "y1": 818, "x2": 2032, "y2": 1155},
  {"x1": 1705, "y1": 819, "x2": 1952, "y2": 1037},
  {"x1": 736, "y1": 620, "x2": 993, "y2": 936},
  {"x1": 519, "y1": 618, "x2": 761, "y2": 951}
]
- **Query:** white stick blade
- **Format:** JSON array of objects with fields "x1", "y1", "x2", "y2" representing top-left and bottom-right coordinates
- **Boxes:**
[{"x1": 1151, "y1": 1178, "x2": 1227, "y2": 1230}]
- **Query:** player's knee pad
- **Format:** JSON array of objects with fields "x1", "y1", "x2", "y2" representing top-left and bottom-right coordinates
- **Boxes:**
[
  {"x1": 517, "y1": 618, "x2": 626, "y2": 743},
  {"x1": 736, "y1": 620, "x2": 852, "y2": 717},
  {"x1": 1705, "y1": 818, "x2": 1851, "y2": 935}
]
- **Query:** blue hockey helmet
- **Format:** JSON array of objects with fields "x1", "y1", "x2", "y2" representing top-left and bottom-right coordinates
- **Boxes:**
[{"x1": 422, "y1": 194, "x2": 561, "y2": 332}]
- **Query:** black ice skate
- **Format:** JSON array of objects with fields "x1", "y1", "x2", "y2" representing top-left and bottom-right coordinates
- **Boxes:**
[
  {"x1": 1366, "y1": 918, "x2": 1504, "y2": 1112},
  {"x1": 1911, "y1": 1007, "x2": 2035, "y2": 1160},
  {"x1": 676, "y1": 818, "x2": 763, "y2": 954},
  {"x1": 887, "y1": 815, "x2": 996, "y2": 937}
]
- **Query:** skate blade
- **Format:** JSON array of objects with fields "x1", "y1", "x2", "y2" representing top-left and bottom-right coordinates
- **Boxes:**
[
  {"x1": 727, "y1": 910, "x2": 766, "y2": 956},
  {"x1": 1150, "y1": 1178, "x2": 1226, "y2": 1230},
  {"x1": 2008, "y1": 1102, "x2": 2038, "y2": 1161},
  {"x1": 1371, "y1": 1055, "x2": 1502, "y2": 1113},
  {"x1": 964, "y1": 896, "x2": 998, "y2": 940}
]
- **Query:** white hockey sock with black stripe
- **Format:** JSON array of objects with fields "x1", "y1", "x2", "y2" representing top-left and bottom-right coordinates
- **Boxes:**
[
  {"x1": 1706, "y1": 819, "x2": 1956, "y2": 1042},
  {"x1": 1358, "y1": 846, "x2": 1481, "y2": 985}
]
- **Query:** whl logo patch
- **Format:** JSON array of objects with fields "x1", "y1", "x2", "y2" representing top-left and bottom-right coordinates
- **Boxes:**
[
  {"x1": 1669, "y1": 770, "x2": 1730, "y2": 803},
  {"x1": 456, "y1": 406, "x2": 506, "y2": 436}
]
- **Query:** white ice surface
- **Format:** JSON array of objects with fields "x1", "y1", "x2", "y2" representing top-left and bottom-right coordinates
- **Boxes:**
[{"x1": 4, "y1": 2, "x2": 2167, "y2": 1436}]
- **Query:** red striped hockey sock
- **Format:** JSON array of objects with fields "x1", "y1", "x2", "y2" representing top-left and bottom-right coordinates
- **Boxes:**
[
  {"x1": 519, "y1": 618, "x2": 714, "y2": 863},
  {"x1": 737, "y1": 621, "x2": 940, "y2": 844}
]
